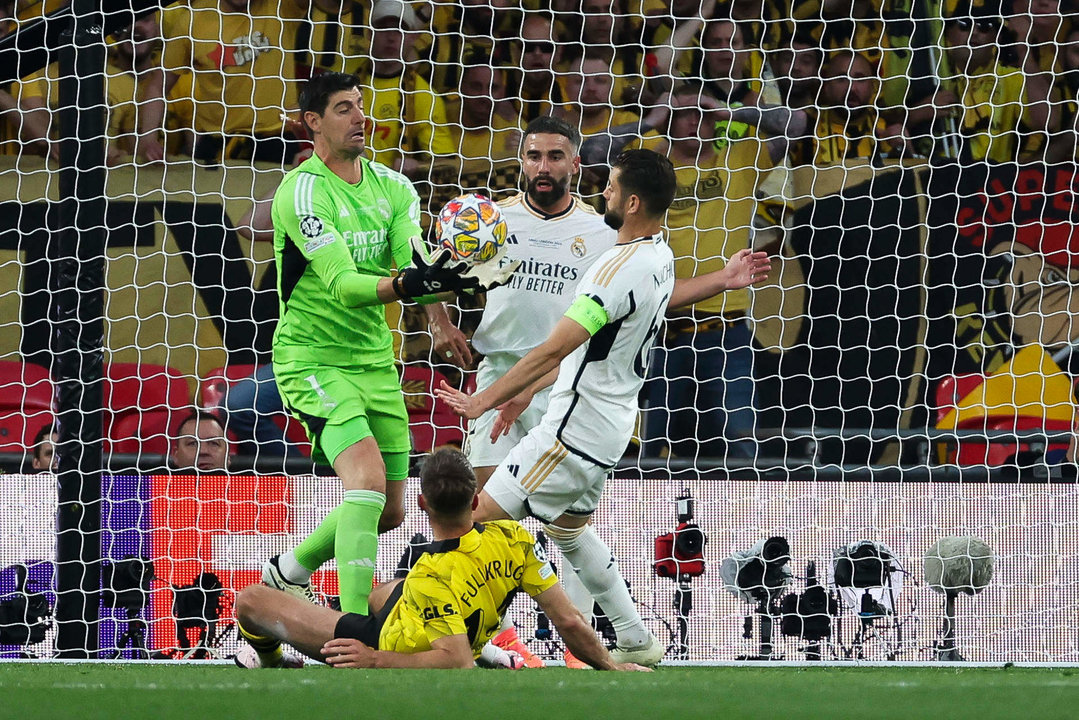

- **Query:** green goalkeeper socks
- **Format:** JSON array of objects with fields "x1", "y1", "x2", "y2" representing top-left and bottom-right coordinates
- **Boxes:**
[
  {"x1": 293, "y1": 506, "x2": 342, "y2": 574},
  {"x1": 335, "y1": 489, "x2": 386, "y2": 614}
]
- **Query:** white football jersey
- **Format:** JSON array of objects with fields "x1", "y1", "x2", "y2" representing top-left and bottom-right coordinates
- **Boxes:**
[
  {"x1": 471, "y1": 192, "x2": 618, "y2": 357},
  {"x1": 543, "y1": 234, "x2": 676, "y2": 467}
]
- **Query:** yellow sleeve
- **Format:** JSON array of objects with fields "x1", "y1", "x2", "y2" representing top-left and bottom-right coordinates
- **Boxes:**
[
  {"x1": 511, "y1": 525, "x2": 559, "y2": 598},
  {"x1": 160, "y1": 6, "x2": 193, "y2": 74},
  {"x1": 402, "y1": 575, "x2": 467, "y2": 644},
  {"x1": 408, "y1": 78, "x2": 455, "y2": 156},
  {"x1": 16, "y1": 65, "x2": 54, "y2": 106}
]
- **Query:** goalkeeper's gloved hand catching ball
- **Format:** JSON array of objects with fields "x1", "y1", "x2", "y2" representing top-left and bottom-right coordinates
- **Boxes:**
[
  {"x1": 393, "y1": 237, "x2": 521, "y2": 298},
  {"x1": 393, "y1": 237, "x2": 479, "y2": 299}
]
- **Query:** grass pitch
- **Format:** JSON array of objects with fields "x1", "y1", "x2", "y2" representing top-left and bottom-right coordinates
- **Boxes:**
[{"x1": 1, "y1": 664, "x2": 1076, "y2": 720}]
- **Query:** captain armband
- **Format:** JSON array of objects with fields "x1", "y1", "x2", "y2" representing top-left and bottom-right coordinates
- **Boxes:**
[{"x1": 564, "y1": 294, "x2": 609, "y2": 336}]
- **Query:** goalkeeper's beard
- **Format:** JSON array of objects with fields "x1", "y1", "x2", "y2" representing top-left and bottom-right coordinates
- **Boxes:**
[{"x1": 526, "y1": 174, "x2": 569, "y2": 209}]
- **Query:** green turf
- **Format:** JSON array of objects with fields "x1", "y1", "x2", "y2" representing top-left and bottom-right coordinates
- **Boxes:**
[{"x1": 1, "y1": 664, "x2": 1076, "y2": 720}]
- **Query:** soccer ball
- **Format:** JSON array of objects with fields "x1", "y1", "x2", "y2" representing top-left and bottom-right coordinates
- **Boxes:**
[{"x1": 435, "y1": 193, "x2": 509, "y2": 266}]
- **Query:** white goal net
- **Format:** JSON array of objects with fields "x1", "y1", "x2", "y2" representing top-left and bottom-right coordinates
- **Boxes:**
[{"x1": 0, "y1": 0, "x2": 1077, "y2": 663}]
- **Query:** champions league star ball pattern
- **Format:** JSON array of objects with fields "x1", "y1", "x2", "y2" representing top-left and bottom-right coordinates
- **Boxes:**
[{"x1": 435, "y1": 193, "x2": 509, "y2": 266}]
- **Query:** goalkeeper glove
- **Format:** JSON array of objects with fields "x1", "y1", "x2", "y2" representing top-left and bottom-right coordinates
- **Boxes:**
[
  {"x1": 461, "y1": 237, "x2": 522, "y2": 293},
  {"x1": 393, "y1": 238, "x2": 480, "y2": 299}
]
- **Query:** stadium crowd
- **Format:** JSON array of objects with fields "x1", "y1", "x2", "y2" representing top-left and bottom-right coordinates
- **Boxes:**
[{"x1": 1, "y1": 0, "x2": 1077, "y2": 464}]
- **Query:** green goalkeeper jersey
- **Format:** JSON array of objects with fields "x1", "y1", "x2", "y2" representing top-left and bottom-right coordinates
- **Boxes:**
[{"x1": 271, "y1": 153, "x2": 422, "y2": 369}]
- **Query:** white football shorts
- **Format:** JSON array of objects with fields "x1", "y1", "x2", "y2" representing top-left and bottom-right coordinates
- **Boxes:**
[
  {"x1": 464, "y1": 355, "x2": 551, "y2": 469},
  {"x1": 483, "y1": 423, "x2": 608, "y2": 523}
]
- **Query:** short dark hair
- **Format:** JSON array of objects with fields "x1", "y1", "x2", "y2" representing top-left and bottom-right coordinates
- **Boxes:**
[
  {"x1": 32, "y1": 422, "x2": 56, "y2": 459},
  {"x1": 419, "y1": 449, "x2": 477, "y2": 517},
  {"x1": 175, "y1": 409, "x2": 226, "y2": 439},
  {"x1": 524, "y1": 115, "x2": 581, "y2": 152},
  {"x1": 612, "y1": 149, "x2": 676, "y2": 218},
  {"x1": 298, "y1": 72, "x2": 364, "y2": 129}
]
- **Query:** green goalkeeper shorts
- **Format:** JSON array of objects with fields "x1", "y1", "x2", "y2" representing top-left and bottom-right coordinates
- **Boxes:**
[{"x1": 274, "y1": 361, "x2": 410, "y2": 473}]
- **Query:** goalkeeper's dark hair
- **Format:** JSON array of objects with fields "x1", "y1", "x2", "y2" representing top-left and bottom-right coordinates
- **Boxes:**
[
  {"x1": 524, "y1": 115, "x2": 581, "y2": 152},
  {"x1": 612, "y1": 149, "x2": 676, "y2": 218},
  {"x1": 299, "y1": 72, "x2": 364, "y2": 130},
  {"x1": 420, "y1": 449, "x2": 477, "y2": 517}
]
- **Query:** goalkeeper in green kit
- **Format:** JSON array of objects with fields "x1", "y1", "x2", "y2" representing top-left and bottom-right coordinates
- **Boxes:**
[{"x1": 260, "y1": 72, "x2": 513, "y2": 615}]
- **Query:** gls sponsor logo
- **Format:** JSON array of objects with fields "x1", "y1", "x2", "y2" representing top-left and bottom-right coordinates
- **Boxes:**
[{"x1": 422, "y1": 603, "x2": 457, "y2": 620}]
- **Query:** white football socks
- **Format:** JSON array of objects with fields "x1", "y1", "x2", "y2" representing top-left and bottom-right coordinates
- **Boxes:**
[
  {"x1": 560, "y1": 564, "x2": 594, "y2": 625},
  {"x1": 545, "y1": 524, "x2": 650, "y2": 649},
  {"x1": 279, "y1": 550, "x2": 313, "y2": 584}
]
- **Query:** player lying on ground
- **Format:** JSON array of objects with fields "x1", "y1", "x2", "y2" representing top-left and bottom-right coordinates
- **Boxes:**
[
  {"x1": 234, "y1": 449, "x2": 649, "y2": 671},
  {"x1": 436, "y1": 150, "x2": 771, "y2": 667}
]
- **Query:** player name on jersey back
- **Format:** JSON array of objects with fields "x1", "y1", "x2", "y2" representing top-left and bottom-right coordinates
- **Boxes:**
[
  {"x1": 471, "y1": 193, "x2": 618, "y2": 357},
  {"x1": 544, "y1": 234, "x2": 676, "y2": 467}
]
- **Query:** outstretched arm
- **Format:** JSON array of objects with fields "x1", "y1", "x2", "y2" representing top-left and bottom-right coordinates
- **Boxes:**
[
  {"x1": 669, "y1": 249, "x2": 771, "y2": 310},
  {"x1": 534, "y1": 585, "x2": 649, "y2": 672},
  {"x1": 437, "y1": 316, "x2": 591, "y2": 419}
]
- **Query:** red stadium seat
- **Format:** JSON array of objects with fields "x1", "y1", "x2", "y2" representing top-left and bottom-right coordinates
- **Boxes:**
[
  {"x1": 104, "y1": 363, "x2": 190, "y2": 456},
  {"x1": 953, "y1": 415, "x2": 1072, "y2": 467},
  {"x1": 0, "y1": 361, "x2": 53, "y2": 454},
  {"x1": 935, "y1": 363, "x2": 1073, "y2": 466},
  {"x1": 200, "y1": 365, "x2": 257, "y2": 409},
  {"x1": 200, "y1": 365, "x2": 311, "y2": 456},
  {"x1": 401, "y1": 365, "x2": 466, "y2": 453}
]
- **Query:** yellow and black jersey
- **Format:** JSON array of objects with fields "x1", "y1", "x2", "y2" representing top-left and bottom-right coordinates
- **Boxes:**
[
  {"x1": 441, "y1": 102, "x2": 522, "y2": 196},
  {"x1": 13, "y1": 59, "x2": 140, "y2": 147},
  {"x1": 294, "y1": 0, "x2": 370, "y2": 80},
  {"x1": 357, "y1": 68, "x2": 456, "y2": 167},
  {"x1": 379, "y1": 521, "x2": 558, "y2": 659},
  {"x1": 664, "y1": 140, "x2": 773, "y2": 316},
  {"x1": 159, "y1": 0, "x2": 305, "y2": 136},
  {"x1": 421, "y1": 4, "x2": 520, "y2": 94},
  {"x1": 790, "y1": 107, "x2": 894, "y2": 166},
  {"x1": 947, "y1": 62, "x2": 1040, "y2": 162}
]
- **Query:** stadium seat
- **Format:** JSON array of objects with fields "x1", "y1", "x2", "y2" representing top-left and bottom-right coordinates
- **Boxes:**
[
  {"x1": 401, "y1": 366, "x2": 466, "y2": 453},
  {"x1": 0, "y1": 361, "x2": 53, "y2": 455},
  {"x1": 200, "y1": 365, "x2": 257, "y2": 410},
  {"x1": 934, "y1": 347, "x2": 1075, "y2": 466},
  {"x1": 200, "y1": 366, "x2": 311, "y2": 456},
  {"x1": 104, "y1": 363, "x2": 190, "y2": 457}
]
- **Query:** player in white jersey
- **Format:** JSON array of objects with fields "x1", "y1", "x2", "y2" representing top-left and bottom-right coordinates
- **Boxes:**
[
  {"x1": 438, "y1": 150, "x2": 771, "y2": 666},
  {"x1": 467, "y1": 116, "x2": 617, "y2": 668},
  {"x1": 468, "y1": 115, "x2": 618, "y2": 483}
]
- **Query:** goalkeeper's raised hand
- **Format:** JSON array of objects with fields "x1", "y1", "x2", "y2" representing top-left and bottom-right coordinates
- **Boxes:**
[
  {"x1": 394, "y1": 238, "x2": 522, "y2": 298},
  {"x1": 392, "y1": 238, "x2": 479, "y2": 300}
]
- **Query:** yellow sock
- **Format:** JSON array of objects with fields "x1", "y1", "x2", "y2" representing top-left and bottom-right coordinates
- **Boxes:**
[{"x1": 239, "y1": 622, "x2": 283, "y2": 668}]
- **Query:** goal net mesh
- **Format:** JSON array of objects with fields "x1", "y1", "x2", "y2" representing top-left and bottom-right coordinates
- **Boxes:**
[{"x1": 0, "y1": 1, "x2": 1076, "y2": 662}]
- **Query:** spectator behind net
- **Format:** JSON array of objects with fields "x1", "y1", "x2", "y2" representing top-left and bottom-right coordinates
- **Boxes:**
[{"x1": 170, "y1": 410, "x2": 230, "y2": 473}]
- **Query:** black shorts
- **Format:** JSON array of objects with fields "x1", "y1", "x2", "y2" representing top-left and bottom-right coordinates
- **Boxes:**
[{"x1": 333, "y1": 581, "x2": 404, "y2": 646}]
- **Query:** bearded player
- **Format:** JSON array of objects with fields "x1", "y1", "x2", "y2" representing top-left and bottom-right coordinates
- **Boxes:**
[
  {"x1": 438, "y1": 150, "x2": 771, "y2": 666},
  {"x1": 463, "y1": 115, "x2": 618, "y2": 667}
]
